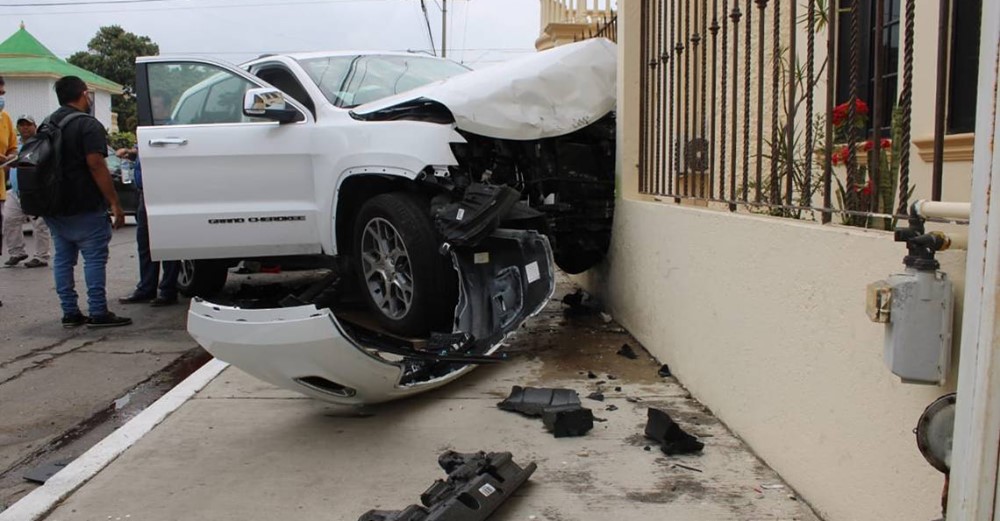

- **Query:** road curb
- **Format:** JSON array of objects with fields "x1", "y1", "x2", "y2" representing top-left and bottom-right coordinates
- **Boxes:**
[{"x1": 0, "y1": 359, "x2": 229, "y2": 521}]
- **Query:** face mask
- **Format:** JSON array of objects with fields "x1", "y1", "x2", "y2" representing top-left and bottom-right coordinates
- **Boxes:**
[{"x1": 0, "y1": 96, "x2": 6, "y2": 111}]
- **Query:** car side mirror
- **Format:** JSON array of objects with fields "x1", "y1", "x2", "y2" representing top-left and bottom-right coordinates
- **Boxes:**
[{"x1": 243, "y1": 88, "x2": 300, "y2": 123}]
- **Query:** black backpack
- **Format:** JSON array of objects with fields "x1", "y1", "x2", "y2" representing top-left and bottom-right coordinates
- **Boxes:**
[{"x1": 15, "y1": 111, "x2": 88, "y2": 217}]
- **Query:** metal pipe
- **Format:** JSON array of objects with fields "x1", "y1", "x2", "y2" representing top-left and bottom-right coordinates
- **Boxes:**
[
  {"x1": 913, "y1": 200, "x2": 971, "y2": 221},
  {"x1": 871, "y1": 0, "x2": 885, "y2": 213},
  {"x1": 931, "y1": 0, "x2": 951, "y2": 201},
  {"x1": 441, "y1": 0, "x2": 448, "y2": 58},
  {"x1": 931, "y1": 231, "x2": 969, "y2": 251}
]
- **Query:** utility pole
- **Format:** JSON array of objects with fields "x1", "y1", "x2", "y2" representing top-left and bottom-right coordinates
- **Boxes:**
[{"x1": 441, "y1": 0, "x2": 448, "y2": 58}]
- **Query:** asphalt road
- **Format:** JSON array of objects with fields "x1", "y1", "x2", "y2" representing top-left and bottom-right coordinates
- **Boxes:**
[{"x1": 0, "y1": 220, "x2": 206, "y2": 510}]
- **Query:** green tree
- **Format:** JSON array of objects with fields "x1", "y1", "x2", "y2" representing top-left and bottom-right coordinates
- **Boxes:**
[{"x1": 67, "y1": 26, "x2": 159, "y2": 132}]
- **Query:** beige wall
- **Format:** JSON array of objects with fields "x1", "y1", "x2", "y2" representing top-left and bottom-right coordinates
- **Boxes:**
[{"x1": 575, "y1": 1, "x2": 970, "y2": 520}]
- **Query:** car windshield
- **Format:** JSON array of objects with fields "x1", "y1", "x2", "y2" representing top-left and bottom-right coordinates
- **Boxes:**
[{"x1": 298, "y1": 54, "x2": 470, "y2": 109}]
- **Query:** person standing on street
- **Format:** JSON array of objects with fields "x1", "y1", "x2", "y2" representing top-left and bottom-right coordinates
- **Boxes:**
[
  {"x1": 0, "y1": 76, "x2": 19, "y2": 258},
  {"x1": 3, "y1": 115, "x2": 51, "y2": 268},
  {"x1": 117, "y1": 141, "x2": 180, "y2": 307},
  {"x1": 43, "y1": 76, "x2": 131, "y2": 328}
]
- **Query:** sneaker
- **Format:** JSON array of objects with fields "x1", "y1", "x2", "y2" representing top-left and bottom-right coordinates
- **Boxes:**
[
  {"x1": 23, "y1": 258, "x2": 48, "y2": 268},
  {"x1": 62, "y1": 313, "x2": 89, "y2": 328},
  {"x1": 4, "y1": 255, "x2": 27, "y2": 267},
  {"x1": 87, "y1": 312, "x2": 133, "y2": 328}
]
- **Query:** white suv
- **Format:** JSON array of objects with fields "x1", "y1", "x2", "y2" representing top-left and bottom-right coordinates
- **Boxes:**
[{"x1": 135, "y1": 39, "x2": 617, "y2": 403}]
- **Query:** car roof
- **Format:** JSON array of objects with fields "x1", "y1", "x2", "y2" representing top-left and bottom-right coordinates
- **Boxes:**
[{"x1": 245, "y1": 50, "x2": 445, "y2": 65}]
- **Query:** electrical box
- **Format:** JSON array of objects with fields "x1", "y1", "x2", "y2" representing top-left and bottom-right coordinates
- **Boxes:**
[{"x1": 876, "y1": 268, "x2": 954, "y2": 385}]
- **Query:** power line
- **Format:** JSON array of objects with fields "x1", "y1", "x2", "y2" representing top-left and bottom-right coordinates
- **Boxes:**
[
  {"x1": 0, "y1": 0, "x2": 165, "y2": 6},
  {"x1": 4, "y1": 0, "x2": 391, "y2": 15}
]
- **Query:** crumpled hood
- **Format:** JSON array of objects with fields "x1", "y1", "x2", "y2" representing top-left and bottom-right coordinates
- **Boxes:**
[{"x1": 351, "y1": 38, "x2": 617, "y2": 141}]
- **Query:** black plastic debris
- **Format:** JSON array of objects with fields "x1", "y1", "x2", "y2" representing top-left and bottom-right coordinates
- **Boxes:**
[
  {"x1": 614, "y1": 386, "x2": 622, "y2": 392},
  {"x1": 497, "y1": 386, "x2": 580, "y2": 417},
  {"x1": 562, "y1": 289, "x2": 601, "y2": 317},
  {"x1": 24, "y1": 459, "x2": 73, "y2": 484},
  {"x1": 359, "y1": 451, "x2": 536, "y2": 521},
  {"x1": 644, "y1": 408, "x2": 705, "y2": 456},
  {"x1": 607, "y1": 374, "x2": 618, "y2": 381},
  {"x1": 594, "y1": 417, "x2": 609, "y2": 423},
  {"x1": 586, "y1": 392, "x2": 605, "y2": 402},
  {"x1": 616, "y1": 344, "x2": 638, "y2": 359},
  {"x1": 498, "y1": 386, "x2": 593, "y2": 438},
  {"x1": 658, "y1": 364, "x2": 672, "y2": 377},
  {"x1": 626, "y1": 397, "x2": 642, "y2": 403},
  {"x1": 643, "y1": 445, "x2": 652, "y2": 451},
  {"x1": 605, "y1": 404, "x2": 619, "y2": 412},
  {"x1": 587, "y1": 371, "x2": 598, "y2": 379},
  {"x1": 542, "y1": 406, "x2": 595, "y2": 438}
]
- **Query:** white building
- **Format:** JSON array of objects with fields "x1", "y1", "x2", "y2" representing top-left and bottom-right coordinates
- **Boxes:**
[{"x1": 0, "y1": 23, "x2": 122, "y2": 130}]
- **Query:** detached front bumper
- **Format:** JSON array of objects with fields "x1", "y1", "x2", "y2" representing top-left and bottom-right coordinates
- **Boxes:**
[{"x1": 187, "y1": 230, "x2": 555, "y2": 405}]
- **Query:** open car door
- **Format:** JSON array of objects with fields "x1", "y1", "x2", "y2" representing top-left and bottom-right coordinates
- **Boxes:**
[{"x1": 134, "y1": 57, "x2": 320, "y2": 261}]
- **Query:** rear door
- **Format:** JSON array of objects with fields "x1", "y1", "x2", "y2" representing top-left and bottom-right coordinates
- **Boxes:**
[{"x1": 135, "y1": 57, "x2": 320, "y2": 261}]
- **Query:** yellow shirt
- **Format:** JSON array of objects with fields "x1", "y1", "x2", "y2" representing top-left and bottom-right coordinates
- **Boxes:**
[{"x1": 0, "y1": 111, "x2": 16, "y2": 201}]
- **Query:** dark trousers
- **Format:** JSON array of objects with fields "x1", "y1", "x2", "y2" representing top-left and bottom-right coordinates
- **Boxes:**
[{"x1": 135, "y1": 190, "x2": 180, "y2": 299}]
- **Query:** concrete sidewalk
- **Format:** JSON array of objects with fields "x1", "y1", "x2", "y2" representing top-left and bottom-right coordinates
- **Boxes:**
[{"x1": 23, "y1": 293, "x2": 821, "y2": 521}]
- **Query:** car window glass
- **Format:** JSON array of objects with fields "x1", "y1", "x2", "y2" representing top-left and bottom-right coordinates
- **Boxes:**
[
  {"x1": 299, "y1": 55, "x2": 469, "y2": 108},
  {"x1": 147, "y1": 62, "x2": 266, "y2": 125},
  {"x1": 255, "y1": 66, "x2": 316, "y2": 116}
]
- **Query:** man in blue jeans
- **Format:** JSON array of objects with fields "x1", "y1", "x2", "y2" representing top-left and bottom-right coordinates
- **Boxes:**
[{"x1": 43, "y1": 76, "x2": 130, "y2": 328}]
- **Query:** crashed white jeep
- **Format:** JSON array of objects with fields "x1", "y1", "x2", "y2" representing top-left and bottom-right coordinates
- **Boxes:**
[{"x1": 135, "y1": 39, "x2": 617, "y2": 404}]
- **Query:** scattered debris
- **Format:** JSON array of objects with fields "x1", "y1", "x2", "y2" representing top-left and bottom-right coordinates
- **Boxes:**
[
  {"x1": 586, "y1": 392, "x2": 606, "y2": 402},
  {"x1": 614, "y1": 386, "x2": 622, "y2": 392},
  {"x1": 498, "y1": 386, "x2": 594, "y2": 438},
  {"x1": 587, "y1": 371, "x2": 598, "y2": 379},
  {"x1": 761, "y1": 484, "x2": 785, "y2": 490},
  {"x1": 542, "y1": 405, "x2": 595, "y2": 438},
  {"x1": 497, "y1": 386, "x2": 579, "y2": 417},
  {"x1": 658, "y1": 364, "x2": 672, "y2": 377},
  {"x1": 595, "y1": 380, "x2": 607, "y2": 385},
  {"x1": 643, "y1": 446, "x2": 652, "y2": 452},
  {"x1": 577, "y1": 452, "x2": 590, "y2": 458},
  {"x1": 788, "y1": 495, "x2": 798, "y2": 501},
  {"x1": 599, "y1": 312, "x2": 613, "y2": 323},
  {"x1": 644, "y1": 408, "x2": 705, "y2": 455},
  {"x1": 673, "y1": 463, "x2": 703, "y2": 473},
  {"x1": 23, "y1": 459, "x2": 73, "y2": 484},
  {"x1": 625, "y1": 397, "x2": 642, "y2": 403},
  {"x1": 607, "y1": 374, "x2": 618, "y2": 381},
  {"x1": 359, "y1": 451, "x2": 536, "y2": 521},
  {"x1": 616, "y1": 344, "x2": 638, "y2": 359},
  {"x1": 562, "y1": 289, "x2": 601, "y2": 317},
  {"x1": 605, "y1": 404, "x2": 619, "y2": 412},
  {"x1": 593, "y1": 417, "x2": 608, "y2": 423}
]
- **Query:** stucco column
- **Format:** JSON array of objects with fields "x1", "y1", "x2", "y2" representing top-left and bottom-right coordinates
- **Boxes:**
[{"x1": 618, "y1": 0, "x2": 642, "y2": 200}]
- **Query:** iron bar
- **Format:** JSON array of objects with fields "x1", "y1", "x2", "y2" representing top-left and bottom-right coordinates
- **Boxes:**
[
  {"x1": 639, "y1": 1, "x2": 648, "y2": 193},
  {"x1": 684, "y1": 0, "x2": 691, "y2": 197},
  {"x1": 660, "y1": 1, "x2": 678, "y2": 194},
  {"x1": 652, "y1": 0, "x2": 662, "y2": 195},
  {"x1": 823, "y1": 0, "x2": 836, "y2": 223},
  {"x1": 719, "y1": 0, "x2": 729, "y2": 200},
  {"x1": 700, "y1": 0, "x2": 709, "y2": 198},
  {"x1": 931, "y1": 0, "x2": 950, "y2": 201},
  {"x1": 769, "y1": 0, "x2": 780, "y2": 204},
  {"x1": 846, "y1": 0, "x2": 861, "y2": 203},
  {"x1": 673, "y1": 1, "x2": 684, "y2": 196},
  {"x1": 871, "y1": 0, "x2": 885, "y2": 214},
  {"x1": 754, "y1": 0, "x2": 767, "y2": 203},
  {"x1": 805, "y1": 0, "x2": 816, "y2": 209},
  {"x1": 784, "y1": 0, "x2": 797, "y2": 208},
  {"x1": 729, "y1": 5, "x2": 741, "y2": 209},
  {"x1": 710, "y1": 0, "x2": 720, "y2": 200},
  {"x1": 896, "y1": 0, "x2": 915, "y2": 215},
  {"x1": 742, "y1": 0, "x2": 751, "y2": 202}
]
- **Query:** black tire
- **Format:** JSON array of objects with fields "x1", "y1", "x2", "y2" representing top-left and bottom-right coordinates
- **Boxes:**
[
  {"x1": 352, "y1": 192, "x2": 456, "y2": 336},
  {"x1": 177, "y1": 259, "x2": 230, "y2": 298}
]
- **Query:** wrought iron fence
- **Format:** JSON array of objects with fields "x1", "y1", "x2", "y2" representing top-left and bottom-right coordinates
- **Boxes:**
[
  {"x1": 575, "y1": 14, "x2": 618, "y2": 43},
  {"x1": 639, "y1": 0, "x2": 918, "y2": 228}
]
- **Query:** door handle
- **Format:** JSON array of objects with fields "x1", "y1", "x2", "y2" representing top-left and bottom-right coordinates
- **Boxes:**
[{"x1": 148, "y1": 138, "x2": 188, "y2": 147}]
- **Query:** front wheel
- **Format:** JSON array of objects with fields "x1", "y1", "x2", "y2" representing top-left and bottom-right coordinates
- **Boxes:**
[
  {"x1": 177, "y1": 259, "x2": 230, "y2": 298},
  {"x1": 352, "y1": 192, "x2": 456, "y2": 337}
]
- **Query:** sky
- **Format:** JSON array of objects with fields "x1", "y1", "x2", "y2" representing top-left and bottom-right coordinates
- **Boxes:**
[{"x1": 2, "y1": 0, "x2": 542, "y2": 68}]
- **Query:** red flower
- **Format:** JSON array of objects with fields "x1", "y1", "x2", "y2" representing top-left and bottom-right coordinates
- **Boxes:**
[
  {"x1": 880, "y1": 138, "x2": 891, "y2": 149},
  {"x1": 862, "y1": 139, "x2": 874, "y2": 152},
  {"x1": 862, "y1": 138, "x2": 892, "y2": 152},
  {"x1": 832, "y1": 99, "x2": 870, "y2": 127},
  {"x1": 861, "y1": 179, "x2": 874, "y2": 196},
  {"x1": 831, "y1": 146, "x2": 850, "y2": 166}
]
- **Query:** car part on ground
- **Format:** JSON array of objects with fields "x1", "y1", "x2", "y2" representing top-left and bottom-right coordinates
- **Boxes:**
[
  {"x1": 188, "y1": 230, "x2": 554, "y2": 404},
  {"x1": 358, "y1": 451, "x2": 537, "y2": 521},
  {"x1": 177, "y1": 259, "x2": 230, "y2": 298},
  {"x1": 644, "y1": 408, "x2": 705, "y2": 456},
  {"x1": 497, "y1": 386, "x2": 594, "y2": 438}
]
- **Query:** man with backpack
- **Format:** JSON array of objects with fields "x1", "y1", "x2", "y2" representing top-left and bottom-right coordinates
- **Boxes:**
[
  {"x1": 27, "y1": 76, "x2": 130, "y2": 328},
  {"x1": 3, "y1": 115, "x2": 51, "y2": 268}
]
